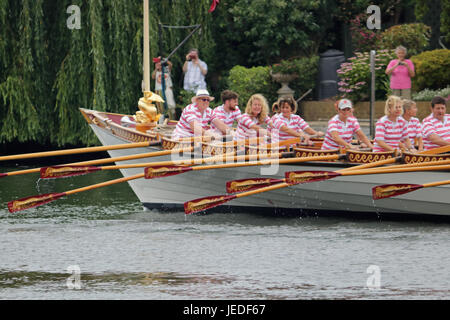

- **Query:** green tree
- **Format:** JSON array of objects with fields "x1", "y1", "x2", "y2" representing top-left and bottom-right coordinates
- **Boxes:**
[{"x1": 225, "y1": 0, "x2": 336, "y2": 65}]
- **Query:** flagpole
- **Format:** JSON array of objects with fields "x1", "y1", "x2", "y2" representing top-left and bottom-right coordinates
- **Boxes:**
[{"x1": 143, "y1": 0, "x2": 150, "y2": 92}]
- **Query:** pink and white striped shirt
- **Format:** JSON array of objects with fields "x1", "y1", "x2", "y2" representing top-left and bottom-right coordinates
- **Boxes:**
[
  {"x1": 373, "y1": 116, "x2": 409, "y2": 152},
  {"x1": 271, "y1": 114, "x2": 310, "y2": 142},
  {"x1": 210, "y1": 104, "x2": 241, "y2": 133},
  {"x1": 234, "y1": 113, "x2": 271, "y2": 140},
  {"x1": 402, "y1": 116, "x2": 422, "y2": 146},
  {"x1": 172, "y1": 103, "x2": 213, "y2": 139},
  {"x1": 321, "y1": 115, "x2": 361, "y2": 150},
  {"x1": 422, "y1": 114, "x2": 450, "y2": 150}
]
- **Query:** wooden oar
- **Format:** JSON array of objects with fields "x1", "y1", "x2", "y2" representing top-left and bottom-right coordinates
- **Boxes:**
[
  {"x1": 0, "y1": 141, "x2": 161, "y2": 162},
  {"x1": 185, "y1": 164, "x2": 450, "y2": 214},
  {"x1": 372, "y1": 179, "x2": 450, "y2": 200},
  {"x1": 421, "y1": 145, "x2": 450, "y2": 155},
  {"x1": 39, "y1": 151, "x2": 284, "y2": 179},
  {"x1": 144, "y1": 154, "x2": 345, "y2": 179},
  {"x1": 284, "y1": 164, "x2": 450, "y2": 185},
  {"x1": 8, "y1": 173, "x2": 145, "y2": 213},
  {"x1": 225, "y1": 161, "x2": 450, "y2": 192},
  {"x1": 185, "y1": 181, "x2": 291, "y2": 214},
  {"x1": 1, "y1": 146, "x2": 194, "y2": 179},
  {"x1": 7, "y1": 150, "x2": 297, "y2": 213}
]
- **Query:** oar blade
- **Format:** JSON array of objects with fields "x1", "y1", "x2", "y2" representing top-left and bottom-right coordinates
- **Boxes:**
[
  {"x1": 40, "y1": 166, "x2": 101, "y2": 179},
  {"x1": 285, "y1": 170, "x2": 340, "y2": 185},
  {"x1": 226, "y1": 178, "x2": 284, "y2": 193},
  {"x1": 372, "y1": 184, "x2": 423, "y2": 200},
  {"x1": 144, "y1": 165, "x2": 192, "y2": 179},
  {"x1": 0, "y1": 173, "x2": 7, "y2": 178},
  {"x1": 8, "y1": 192, "x2": 66, "y2": 213},
  {"x1": 184, "y1": 194, "x2": 237, "y2": 215}
]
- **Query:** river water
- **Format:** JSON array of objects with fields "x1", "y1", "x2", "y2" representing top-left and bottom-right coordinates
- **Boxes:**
[{"x1": 0, "y1": 165, "x2": 449, "y2": 300}]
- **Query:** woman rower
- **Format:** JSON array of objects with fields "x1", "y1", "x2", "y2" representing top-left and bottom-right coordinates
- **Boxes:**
[
  {"x1": 271, "y1": 97, "x2": 318, "y2": 145},
  {"x1": 234, "y1": 94, "x2": 271, "y2": 141},
  {"x1": 400, "y1": 99, "x2": 423, "y2": 152},
  {"x1": 321, "y1": 99, "x2": 373, "y2": 150},
  {"x1": 373, "y1": 95, "x2": 416, "y2": 153}
]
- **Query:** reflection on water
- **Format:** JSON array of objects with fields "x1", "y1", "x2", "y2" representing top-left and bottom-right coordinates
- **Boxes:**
[
  {"x1": 0, "y1": 269, "x2": 234, "y2": 289},
  {"x1": 0, "y1": 166, "x2": 449, "y2": 299}
]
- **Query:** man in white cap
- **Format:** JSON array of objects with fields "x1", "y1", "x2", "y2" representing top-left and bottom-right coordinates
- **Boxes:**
[
  {"x1": 321, "y1": 99, "x2": 373, "y2": 150},
  {"x1": 172, "y1": 89, "x2": 215, "y2": 139}
]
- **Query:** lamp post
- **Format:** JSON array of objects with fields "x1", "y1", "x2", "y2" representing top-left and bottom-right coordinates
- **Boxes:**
[{"x1": 370, "y1": 50, "x2": 376, "y2": 139}]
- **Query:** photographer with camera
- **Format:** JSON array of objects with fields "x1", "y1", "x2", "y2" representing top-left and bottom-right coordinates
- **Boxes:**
[
  {"x1": 385, "y1": 46, "x2": 415, "y2": 99},
  {"x1": 152, "y1": 56, "x2": 176, "y2": 119},
  {"x1": 182, "y1": 48, "x2": 208, "y2": 93}
]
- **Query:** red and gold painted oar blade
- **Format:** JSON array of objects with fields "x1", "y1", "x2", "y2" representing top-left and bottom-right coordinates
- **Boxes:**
[
  {"x1": 284, "y1": 170, "x2": 341, "y2": 185},
  {"x1": 372, "y1": 184, "x2": 423, "y2": 200},
  {"x1": 144, "y1": 165, "x2": 193, "y2": 179},
  {"x1": 184, "y1": 194, "x2": 237, "y2": 215},
  {"x1": 40, "y1": 166, "x2": 101, "y2": 179},
  {"x1": 0, "y1": 173, "x2": 7, "y2": 178},
  {"x1": 226, "y1": 178, "x2": 284, "y2": 193},
  {"x1": 8, "y1": 192, "x2": 66, "y2": 213}
]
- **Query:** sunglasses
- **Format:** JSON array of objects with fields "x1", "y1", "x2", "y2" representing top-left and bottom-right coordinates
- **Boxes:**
[{"x1": 199, "y1": 98, "x2": 210, "y2": 102}]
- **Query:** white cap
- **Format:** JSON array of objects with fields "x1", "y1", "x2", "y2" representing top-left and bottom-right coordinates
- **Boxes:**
[{"x1": 338, "y1": 99, "x2": 353, "y2": 109}]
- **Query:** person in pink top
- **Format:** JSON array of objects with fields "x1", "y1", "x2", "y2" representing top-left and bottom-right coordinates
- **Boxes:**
[
  {"x1": 271, "y1": 97, "x2": 314, "y2": 145},
  {"x1": 171, "y1": 89, "x2": 214, "y2": 140},
  {"x1": 422, "y1": 96, "x2": 450, "y2": 150},
  {"x1": 210, "y1": 90, "x2": 241, "y2": 137},
  {"x1": 373, "y1": 95, "x2": 416, "y2": 153},
  {"x1": 321, "y1": 99, "x2": 373, "y2": 150},
  {"x1": 234, "y1": 94, "x2": 271, "y2": 141},
  {"x1": 400, "y1": 99, "x2": 423, "y2": 151},
  {"x1": 385, "y1": 46, "x2": 415, "y2": 99}
]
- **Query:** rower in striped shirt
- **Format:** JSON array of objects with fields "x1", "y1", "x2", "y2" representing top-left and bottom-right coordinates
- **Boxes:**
[
  {"x1": 422, "y1": 96, "x2": 450, "y2": 150},
  {"x1": 271, "y1": 96, "x2": 323, "y2": 145},
  {"x1": 373, "y1": 95, "x2": 416, "y2": 153},
  {"x1": 234, "y1": 94, "x2": 272, "y2": 141},
  {"x1": 171, "y1": 89, "x2": 214, "y2": 140},
  {"x1": 321, "y1": 99, "x2": 373, "y2": 150},
  {"x1": 400, "y1": 99, "x2": 423, "y2": 152},
  {"x1": 210, "y1": 90, "x2": 241, "y2": 137}
]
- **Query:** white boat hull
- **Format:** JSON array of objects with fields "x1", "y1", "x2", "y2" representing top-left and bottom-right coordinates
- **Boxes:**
[{"x1": 89, "y1": 123, "x2": 450, "y2": 219}]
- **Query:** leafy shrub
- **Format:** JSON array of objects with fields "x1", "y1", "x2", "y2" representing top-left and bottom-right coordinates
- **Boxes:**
[
  {"x1": 176, "y1": 90, "x2": 196, "y2": 109},
  {"x1": 442, "y1": 0, "x2": 450, "y2": 43},
  {"x1": 289, "y1": 56, "x2": 320, "y2": 98},
  {"x1": 270, "y1": 56, "x2": 319, "y2": 98},
  {"x1": 410, "y1": 49, "x2": 450, "y2": 92},
  {"x1": 271, "y1": 60, "x2": 298, "y2": 75},
  {"x1": 227, "y1": 66, "x2": 278, "y2": 109},
  {"x1": 412, "y1": 87, "x2": 450, "y2": 101},
  {"x1": 376, "y1": 23, "x2": 431, "y2": 57},
  {"x1": 337, "y1": 50, "x2": 396, "y2": 102}
]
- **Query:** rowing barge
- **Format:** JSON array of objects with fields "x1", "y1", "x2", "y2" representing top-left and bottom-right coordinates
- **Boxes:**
[{"x1": 79, "y1": 107, "x2": 450, "y2": 220}]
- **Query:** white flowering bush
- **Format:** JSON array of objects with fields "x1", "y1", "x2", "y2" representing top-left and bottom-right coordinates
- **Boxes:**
[
  {"x1": 412, "y1": 87, "x2": 450, "y2": 101},
  {"x1": 337, "y1": 50, "x2": 396, "y2": 102}
]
